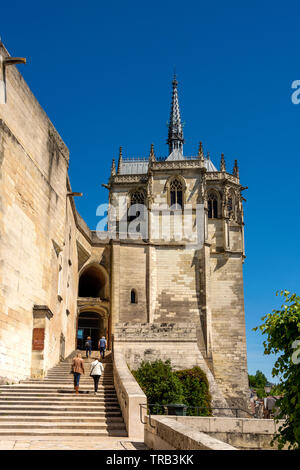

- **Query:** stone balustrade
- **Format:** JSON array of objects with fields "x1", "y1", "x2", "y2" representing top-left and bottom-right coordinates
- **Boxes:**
[{"x1": 113, "y1": 346, "x2": 147, "y2": 439}]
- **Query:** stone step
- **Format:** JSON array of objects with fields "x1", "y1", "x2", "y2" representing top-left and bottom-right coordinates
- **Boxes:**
[
  {"x1": 0, "y1": 422, "x2": 126, "y2": 430},
  {"x1": 49, "y1": 364, "x2": 113, "y2": 368},
  {"x1": 0, "y1": 410, "x2": 122, "y2": 417},
  {"x1": 0, "y1": 416, "x2": 123, "y2": 422},
  {"x1": 0, "y1": 382, "x2": 115, "y2": 392},
  {"x1": 47, "y1": 368, "x2": 113, "y2": 371},
  {"x1": 46, "y1": 373, "x2": 114, "y2": 377},
  {"x1": 0, "y1": 429, "x2": 128, "y2": 437},
  {"x1": 26, "y1": 378, "x2": 114, "y2": 382},
  {"x1": 50, "y1": 365, "x2": 112, "y2": 369},
  {"x1": 26, "y1": 376, "x2": 113, "y2": 380},
  {"x1": 0, "y1": 398, "x2": 119, "y2": 404},
  {"x1": 23, "y1": 382, "x2": 114, "y2": 385},
  {"x1": 0, "y1": 405, "x2": 121, "y2": 412},
  {"x1": 46, "y1": 377, "x2": 114, "y2": 380},
  {"x1": 53, "y1": 366, "x2": 112, "y2": 369},
  {"x1": 0, "y1": 395, "x2": 118, "y2": 400},
  {"x1": 0, "y1": 349, "x2": 125, "y2": 438},
  {"x1": 0, "y1": 392, "x2": 117, "y2": 397}
]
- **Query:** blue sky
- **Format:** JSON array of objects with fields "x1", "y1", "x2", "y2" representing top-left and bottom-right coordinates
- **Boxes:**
[{"x1": 1, "y1": 0, "x2": 300, "y2": 381}]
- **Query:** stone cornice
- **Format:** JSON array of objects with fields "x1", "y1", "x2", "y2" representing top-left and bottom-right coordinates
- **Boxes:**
[
  {"x1": 33, "y1": 305, "x2": 54, "y2": 320},
  {"x1": 112, "y1": 175, "x2": 148, "y2": 184},
  {"x1": 152, "y1": 159, "x2": 202, "y2": 170},
  {"x1": 206, "y1": 172, "x2": 240, "y2": 186}
]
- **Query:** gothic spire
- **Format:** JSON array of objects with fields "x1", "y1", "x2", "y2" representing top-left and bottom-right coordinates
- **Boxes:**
[{"x1": 167, "y1": 74, "x2": 184, "y2": 155}]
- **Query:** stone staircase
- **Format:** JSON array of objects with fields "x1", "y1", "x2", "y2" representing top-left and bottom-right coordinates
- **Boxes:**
[{"x1": 0, "y1": 351, "x2": 127, "y2": 437}]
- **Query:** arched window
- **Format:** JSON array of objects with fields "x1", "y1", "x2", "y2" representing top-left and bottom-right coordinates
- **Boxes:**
[
  {"x1": 128, "y1": 191, "x2": 146, "y2": 230},
  {"x1": 170, "y1": 178, "x2": 183, "y2": 208},
  {"x1": 130, "y1": 191, "x2": 145, "y2": 206},
  {"x1": 131, "y1": 289, "x2": 137, "y2": 304},
  {"x1": 207, "y1": 191, "x2": 218, "y2": 219}
]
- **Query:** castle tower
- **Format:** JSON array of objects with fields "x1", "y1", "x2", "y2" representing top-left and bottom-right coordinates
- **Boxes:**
[{"x1": 106, "y1": 76, "x2": 249, "y2": 410}]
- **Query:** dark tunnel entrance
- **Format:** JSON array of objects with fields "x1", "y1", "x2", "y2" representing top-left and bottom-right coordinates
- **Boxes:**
[{"x1": 78, "y1": 265, "x2": 106, "y2": 298}]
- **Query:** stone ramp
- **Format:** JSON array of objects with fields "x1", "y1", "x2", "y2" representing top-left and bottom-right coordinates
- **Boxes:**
[{"x1": 0, "y1": 351, "x2": 127, "y2": 437}]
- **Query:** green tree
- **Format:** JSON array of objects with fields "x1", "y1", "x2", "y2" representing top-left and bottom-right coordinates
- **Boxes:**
[
  {"x1": 253, "y1": 290, "x2": 300, "y2": 449},
  {"x1": 248, "y1": 370, "x2": 268, "y2": 389},
  {"x1": 175, "y1": 367, "x2": 212, "y2": 416},
  {"x1": 248, "y1": 370, "x2": 268, "y2": 397}
]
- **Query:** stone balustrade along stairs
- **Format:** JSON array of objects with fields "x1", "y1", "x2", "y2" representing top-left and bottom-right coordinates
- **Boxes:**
[{"x1": 0, "y1": 351, "x2": 127, "y2": 437}]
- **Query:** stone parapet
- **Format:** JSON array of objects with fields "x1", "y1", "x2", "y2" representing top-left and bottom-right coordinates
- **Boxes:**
[
  {"x1": 113, "y1": 345, "x2": 147, "y2": 439},
  {"x1": 144, "y1": 416, "x2": 236, "y2": 450},
  {"x1": 161, "y1": 416, "x2": 287, "y2": 450}
]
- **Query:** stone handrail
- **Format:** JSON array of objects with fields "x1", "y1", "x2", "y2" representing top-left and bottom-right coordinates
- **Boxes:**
[
  {"x1": 113, "y1": 347, "x2": 147, "y2": 439},
  {"x1": 145, "y1": 416, "x2": 237, "y2": 450}
]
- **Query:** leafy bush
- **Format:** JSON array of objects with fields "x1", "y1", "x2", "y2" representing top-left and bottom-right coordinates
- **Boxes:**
[
  {"x1": 255, "y1": 388, "x2": 267, "y2": 399},
  {"x1": 175, "y1": 367, "x2": 212, "y2": 416},
  {"x1": 132, "y1": 359, "x2": 184, "y2": 414},
  {"x1": 132, "y1": 360, "x2": 211, "y2": 416}
]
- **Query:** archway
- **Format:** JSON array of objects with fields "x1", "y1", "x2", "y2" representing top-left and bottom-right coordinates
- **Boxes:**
[
  {"x1": 78, "y1": 264, "x2": 108, "y2": 299},
  {"x1": 77, "y1": 311, "x2": 106, "y2": 350},
  {"x1": 77, "y1": 263, "x2": 110, "y2": 350}
]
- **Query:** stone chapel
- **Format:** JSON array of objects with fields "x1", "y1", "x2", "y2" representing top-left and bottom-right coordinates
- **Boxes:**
[{"x1": 0, "y1": 41, "x2": 249, "y2": 409}]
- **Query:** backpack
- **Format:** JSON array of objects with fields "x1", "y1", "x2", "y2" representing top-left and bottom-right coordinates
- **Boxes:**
[{"x1": 85, "y1": 340, "x2": 90, "y2": 348}]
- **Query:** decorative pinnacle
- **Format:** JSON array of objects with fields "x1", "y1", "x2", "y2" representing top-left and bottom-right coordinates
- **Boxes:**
[
  {"x1": 220, "y1": 153, "x2": 226, "y2": 172},
  {"x1": 198, "y1": 141, "x2": 204, "y2": 158},
  {"x1": 167, "y1": 74, "x2": 184, "y2": 154},
  {"x1": 111, "y1": 158, "x2": 116, "y2": 177},
  {"x1": 149, "y1": 143, "x2": 155, "y2": 162},
  {"x1": 198, "y1": 141, "x2": 205, "y2": 167},
  {"x1": 117, "y1": 147, "x2": 123, "y2": 174},
  {"x1": 233, "y1": 159, "x2": 239, "y2": 178}
]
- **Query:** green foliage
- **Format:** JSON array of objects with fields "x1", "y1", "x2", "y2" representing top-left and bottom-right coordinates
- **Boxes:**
[
  {"x1": 248, "y1": 370, "x2": 268, "y2": 398},
  {"x1": 255, "y1": 388, "x2": 267, "y2": 399},
  {"x1": 175, "y1": 367, "x2": 212, "y2": 416},
  {"x1": 248, "y1": 370, "x2": 268, "y2": 388},
  {"x1": 253, "y1": 290, "x2": 300, "y2": 450},
  {"x1": 132, "y1": 360, "x2": 211, "y2": 416},
  {"x1": 132, "y1": 360, "x2": 184, "y2": 414}
]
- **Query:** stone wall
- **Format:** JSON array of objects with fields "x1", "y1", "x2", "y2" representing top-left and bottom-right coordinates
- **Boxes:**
[
  {"x1": 164, "y1": 416, "x2": 287, "y2": 450},
  {"x1": 118, "y1": 244, "x2": 147, "y2": 323},
  {"x1": 208, "y1": 252, "x2": 249, "y2": 407},
  {"x1": 153, "y1": 246, "x2": 201, "y2": 324},
  {"x1": 113, "y1": 322, "x2": 232, "y2": 412},
  {"x1": 0, "y1": 44, "x2": 78, "y2": 381}
]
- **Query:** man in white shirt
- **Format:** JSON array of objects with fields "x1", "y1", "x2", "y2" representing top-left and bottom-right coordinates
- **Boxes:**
[{"x1": 90, "y1": 358, "x2": 104, "y2": 395}]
